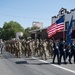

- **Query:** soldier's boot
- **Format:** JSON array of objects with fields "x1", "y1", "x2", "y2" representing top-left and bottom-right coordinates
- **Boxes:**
[
  {"x1": 40, "y1": 52, "x2": 43, "y2": 60},
  {"x1": 41, "y1": 56, "x2": 43, "y2": 60},
  {"x1": 44, "y1": 53, "x2": 47, "y2": 60}
]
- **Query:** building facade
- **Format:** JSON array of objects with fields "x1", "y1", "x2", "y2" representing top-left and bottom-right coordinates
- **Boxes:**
[
  {"x1": 30, "y1": 8, "x2": 75, "y2": 40},
  {"x1": 52, "y1": 8, "x2": 75, "y2": 31},
  {"x1": 32, "y1": 21, "x2": 43, "y2": 29},
  {"x1": 52, "y1": 8, "x2": 75, "y2": 39}
]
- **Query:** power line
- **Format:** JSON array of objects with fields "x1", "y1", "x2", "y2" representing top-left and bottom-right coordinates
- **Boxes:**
[
  {"x1": 0, "y1": 6, "x2": 26, "y2": 11},
  {"x1": 0, "y1": 13, "x2": 50, "y2": 20},
  {"x1": 0, "y1": 6, "x2": 51, "y2": 14}
]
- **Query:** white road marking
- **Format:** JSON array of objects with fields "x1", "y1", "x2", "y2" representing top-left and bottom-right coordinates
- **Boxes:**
[
  {"x1": 32, "y1": 56, "x2": 75, "y2": 74},
  {"x1": 51, "y1": 64, "x2": 75, "y2": 74},
  {"x1": 32, "y1": 57, "x2": 38, "y2": 60},
  {"x1": 39, "y1": 60, "x2": 50, "y2": 63},
  {"x1": 32, "y1": 57, "x2": 49, "y2": 63}
]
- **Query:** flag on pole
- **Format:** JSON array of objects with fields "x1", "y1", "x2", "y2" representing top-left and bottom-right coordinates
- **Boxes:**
[
  {"x1": 67, "y1": 16, "x2": 73, "y2": 45},
  {"x1": 47, "y1": 16, "x2": 64, "y2": 38}
]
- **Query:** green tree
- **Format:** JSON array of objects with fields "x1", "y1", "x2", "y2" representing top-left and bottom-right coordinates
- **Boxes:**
[
  {"x1": 23, "y1": 26, "x2": 40, "y2": 39},
  {"x1": 2, "y1": 21, "x2": 24, "y2": 40},
  {"x1": 0, "y1": 27, "x2": 3, "y2": 39},
  {"x1": 23, "y1": 27, "x2": 31, "y2": 39}
]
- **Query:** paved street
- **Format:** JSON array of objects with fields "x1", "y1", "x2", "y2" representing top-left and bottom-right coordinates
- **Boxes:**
[{"x1": 0, "y1": 50, "x2": 75, "y2": 75}]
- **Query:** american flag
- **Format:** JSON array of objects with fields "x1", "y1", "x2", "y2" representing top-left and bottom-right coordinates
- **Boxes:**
[{"x1": 47, "y1": 16, "x2": 64, "y2": 38}]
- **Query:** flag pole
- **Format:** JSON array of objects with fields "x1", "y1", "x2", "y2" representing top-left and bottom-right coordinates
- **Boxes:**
[
  {"x1": 63, "y1": 15, "x2": 65, "y2": 41},
  {"x1": 52, "y1": 37, "x2": 55, "y2": 42},
  {"x1": 63, "y1": 30, "x2": 65, "y2": 41},
  {"x1": 67, "y1": 16, "x2": 73, "y2": 45}
]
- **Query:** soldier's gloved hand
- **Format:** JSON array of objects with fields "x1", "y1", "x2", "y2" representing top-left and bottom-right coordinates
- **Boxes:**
[
  {"x1": 56, "y1": 46, "x2": 58, "y2": 49},
  {"x1": 64, "y1": 49, "x2": 66, "y2": 51}
]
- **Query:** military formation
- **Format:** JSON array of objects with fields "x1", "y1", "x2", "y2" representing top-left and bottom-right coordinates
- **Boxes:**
[
  {"x1": 4, "y1": 39, "x2": 53, "y2": 59},
  {"x1": 2, "y1": 38, "x2": 75, "y2": 65}
]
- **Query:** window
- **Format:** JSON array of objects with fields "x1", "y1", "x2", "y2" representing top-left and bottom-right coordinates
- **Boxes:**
[
  {"x1": 65, "y1": 21, "x2": 69, "y2": 30},
  {"x1": 72, "y1": 20, "x2": 75, "y2": 29},
  {"x1": 61, "y1": 10, "x2": 64, "y2": 14}
]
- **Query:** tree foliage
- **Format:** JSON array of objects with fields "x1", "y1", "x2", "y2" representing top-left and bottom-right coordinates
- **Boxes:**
[
  {"x1": 23, "y1": 26, "x2": 39, "y2": 39},
  {"x1": 23, "y1": 27, "x2": 31, "y2": 39},
  {"x1": 0, "y1": 27, "x2": 3, "y2": 39},
  {"x1": 2, "y1": 21, "x2": 24, "y2": 40},
  {"x1": 0, "y1": 20, "x2": 40, "y2": 40}
]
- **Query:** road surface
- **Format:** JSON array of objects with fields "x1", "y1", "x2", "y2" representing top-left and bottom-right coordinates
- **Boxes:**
[{"x1": 0, "y1": 50, "x2": 75, "y2": 75}]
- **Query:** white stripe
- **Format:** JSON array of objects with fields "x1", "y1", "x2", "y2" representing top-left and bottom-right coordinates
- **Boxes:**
[
  {"x1": 32, "y1": 56, "x2": 38, "y2": 59},
  {"x1": 51, "y1": 64, "x2": 75, "y2": 74},
  {"x1": 32, "y1": 56, "x2": 75, "y2": 74},
  {"x1": 57, "y1": 23, "x2": 64, "y2": 25},
  {"x1": 32, "y1": 57, "x2": 50, "y2": 63},
  {"x1": 39, "y1": 60, "x2": 49, "y2": 63}
]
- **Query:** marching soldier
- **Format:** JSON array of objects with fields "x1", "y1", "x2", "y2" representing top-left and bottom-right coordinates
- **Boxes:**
[
  {"x1": 66, "y1": 44, "x2": 72, "y2": 64},
  {"x1": 26, "y1": 40, "x2": 31, "y2": 57},
  {"x1": 71, "y1": 40, "x2": 75, "y2": 63},
  {"x1": 21, "y1": 40, "x2": 25, "y2": 55},
  {"x1": 52, "y1": 40, "x2": 60, "y2": 64},
  {"x1": 17, "y1": 40, "x2": 22, "y2": 58},
  {"x1": 29, "y1": 40, "x2": 33, "y2": 56},
  {"x1": 43, "y1": 39, "x2": 48, "y2": 60},
  {"x1": 35, "y1": 39, "x2": 39, "y2": 56},
  {"x1": 14, "y1": 41, "x2": 18, "y2": 57},
  {"x1": 39, "y1": 39, "x2": 43, "y2": 59},
  {"x1": 47, "y1": 39, "x2": 54, "y2": 59},
  {"x1": 24, "y1": 40, "x2": 27, "y2": 57},
  {"x1": 59, "y1": 40, "x2": 67, "y2": 64},
  {"x1": 32, "y1": 39, "x2": 36, "y2": 56}
]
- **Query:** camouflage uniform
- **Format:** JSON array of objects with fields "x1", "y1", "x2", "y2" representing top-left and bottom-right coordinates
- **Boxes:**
[
  {"x1": 47, "y1": 40, "x2": 54, "y2": 59},
  {"x1": 34, "y1": 39, "x2": 39, "y2": 56},
  {"x1": 39, "y1": 39, "x2": 44, "y2": 59},
  {"x1": 43, "y1": 40, "x2": 48, "y2": 60},
  {"x1": 32, "y1": 40, "x2": 36, "y2": 56},
  {"x1": 29, "y1": 40, "x2": 33, "y2": 56},
  {"x1": 26, "y1": 40, "x2": 31, "y2": 57}
]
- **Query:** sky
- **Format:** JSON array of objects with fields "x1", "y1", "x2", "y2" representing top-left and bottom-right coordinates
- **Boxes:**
[{"x1": 0, "y1": 0, "x2": 75, "y2": 29}]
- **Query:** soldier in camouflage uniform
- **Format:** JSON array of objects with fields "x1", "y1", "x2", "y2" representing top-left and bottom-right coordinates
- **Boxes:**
[
  {"x1": 39, "y1": 39, "x2": 44, "y2": 59},
  {"x1": 42, "y1": 39, "x2": 48, "y2": 60},
  {"x1": 32, "y1": 39, "x2": 36, "y2": 56},
  {"x1": 15, "y1": 40, "x2": 22, "y2": 58},
  {"x1": 14, "y1": 41, "x2": 18, "y2": 57},
  {"x1": 24, "y1": 40, "x2": 27, "y2": 57},
  {"x1": 29, "y1": 40, "x2": 33, "y2": 56},
  {"x1": 47, "y1": 39, "x2": 54, "y2": 59},
  {"x1": 26, "y1": 40, "x2": 31, "y2": 57},
  {"x1": 21, "y1": 40, "x2": 26, "y2": 55},
  {"x1": 35, "y1": 39, "x2": 39, "y2": 56}
]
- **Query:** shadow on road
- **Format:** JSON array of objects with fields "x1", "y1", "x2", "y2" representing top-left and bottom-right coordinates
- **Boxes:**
[
  {"x1": 15, "y1": 60, "x2": 50, "y2": 65},
  {"x1": 15, "y1": 61, "x2": 28, "y2": 64}
]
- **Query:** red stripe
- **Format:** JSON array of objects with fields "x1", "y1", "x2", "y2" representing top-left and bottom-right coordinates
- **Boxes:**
[{"x1": 47, "y1": 23, "x2": 64, "y2": 38}]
